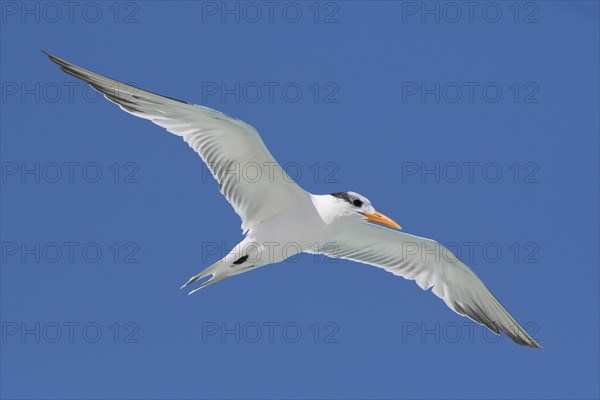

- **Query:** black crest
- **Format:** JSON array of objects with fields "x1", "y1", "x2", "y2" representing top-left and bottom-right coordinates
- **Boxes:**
[{"x1": 330, "y1": 192, "x2": 352, "y2": 203}]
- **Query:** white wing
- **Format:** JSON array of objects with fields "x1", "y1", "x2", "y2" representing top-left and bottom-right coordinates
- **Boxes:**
[
  {"x1": 317, "y1": 222, "x2": 541, "y2": 348},
  {"x1": 45, "y1": 52, "x2": 308, "y2": 233}
]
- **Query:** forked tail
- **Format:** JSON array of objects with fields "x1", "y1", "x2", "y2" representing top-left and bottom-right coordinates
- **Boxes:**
[
  {"x1": 180, "y1": 260, "x2": 230, "y2": 295},
  {"x1": 180, "y1": 238, "x2": 264, "y2": 295}
]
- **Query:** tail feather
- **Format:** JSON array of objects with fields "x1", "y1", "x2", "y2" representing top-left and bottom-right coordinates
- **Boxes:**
[
  {"x1": 181, "y1": 237, "x2": 265, "y2": 295},
  {"x1": 180, "y1": 261, "x2": 228, "y2": 294}
]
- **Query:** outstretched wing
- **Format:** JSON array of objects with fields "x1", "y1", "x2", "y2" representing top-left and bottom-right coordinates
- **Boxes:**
[
  {"x1": 45, "y1": 52, "x2": 309, "y2": 233},
  {"x1": 317, "y1": 222, "x2": 541, "y2": 348}
]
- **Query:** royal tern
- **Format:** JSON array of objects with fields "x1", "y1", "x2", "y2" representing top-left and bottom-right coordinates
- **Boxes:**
[{"x1": 45, "y1": 52, "x2": 541, "y2": 348}]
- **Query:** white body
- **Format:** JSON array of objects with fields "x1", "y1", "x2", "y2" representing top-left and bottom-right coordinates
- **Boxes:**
[{"x1": 45, "y1": 52, "x2": 542, "y2": 348}]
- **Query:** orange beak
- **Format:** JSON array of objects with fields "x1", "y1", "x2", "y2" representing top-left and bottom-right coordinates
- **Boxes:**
[{"x1": 360, "y1": 211, "x2": 401, "y2": 230}]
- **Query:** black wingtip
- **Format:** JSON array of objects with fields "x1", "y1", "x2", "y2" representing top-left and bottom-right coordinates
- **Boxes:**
[{"x1": 42, "y1": 50, "x2": 61, "y2": 65}]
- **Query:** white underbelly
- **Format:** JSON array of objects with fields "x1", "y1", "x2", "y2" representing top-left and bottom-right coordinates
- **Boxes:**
[{"x1": 247, "y1": 202, "x2": 330, "y2": 264}]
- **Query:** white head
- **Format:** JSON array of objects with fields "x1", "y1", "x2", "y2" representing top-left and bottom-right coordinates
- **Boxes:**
[{"x1": 328, "y1": 191, "x2": 401, "y2": 230}]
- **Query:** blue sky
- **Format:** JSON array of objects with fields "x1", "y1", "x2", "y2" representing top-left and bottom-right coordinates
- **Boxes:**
[{"x1": 1, "y1": 1, "x2": 599, "y2": 399}]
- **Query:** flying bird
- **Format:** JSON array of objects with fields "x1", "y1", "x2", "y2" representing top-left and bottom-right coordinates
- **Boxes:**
[{"x1": 45, "y1": 52, "x2": 541, "y2": 348}]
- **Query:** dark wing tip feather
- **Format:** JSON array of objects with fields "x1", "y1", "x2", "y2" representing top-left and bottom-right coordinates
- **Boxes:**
[
  {"x1": 452, "y1": 299, "x2": 542, "y2": 349},
  {"x1": 43, "y1": 51, "x2": 191, "y2": 106}
]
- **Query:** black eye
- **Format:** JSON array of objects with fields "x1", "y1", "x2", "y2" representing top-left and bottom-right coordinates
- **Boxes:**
[{"x1": 352, "y1": 199, "x2": 363, "y2": 207}]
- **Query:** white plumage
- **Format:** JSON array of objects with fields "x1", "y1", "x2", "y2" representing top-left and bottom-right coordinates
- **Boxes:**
[{"x1": 46, "y1": 52, "x2": 541, "y2": 348}]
